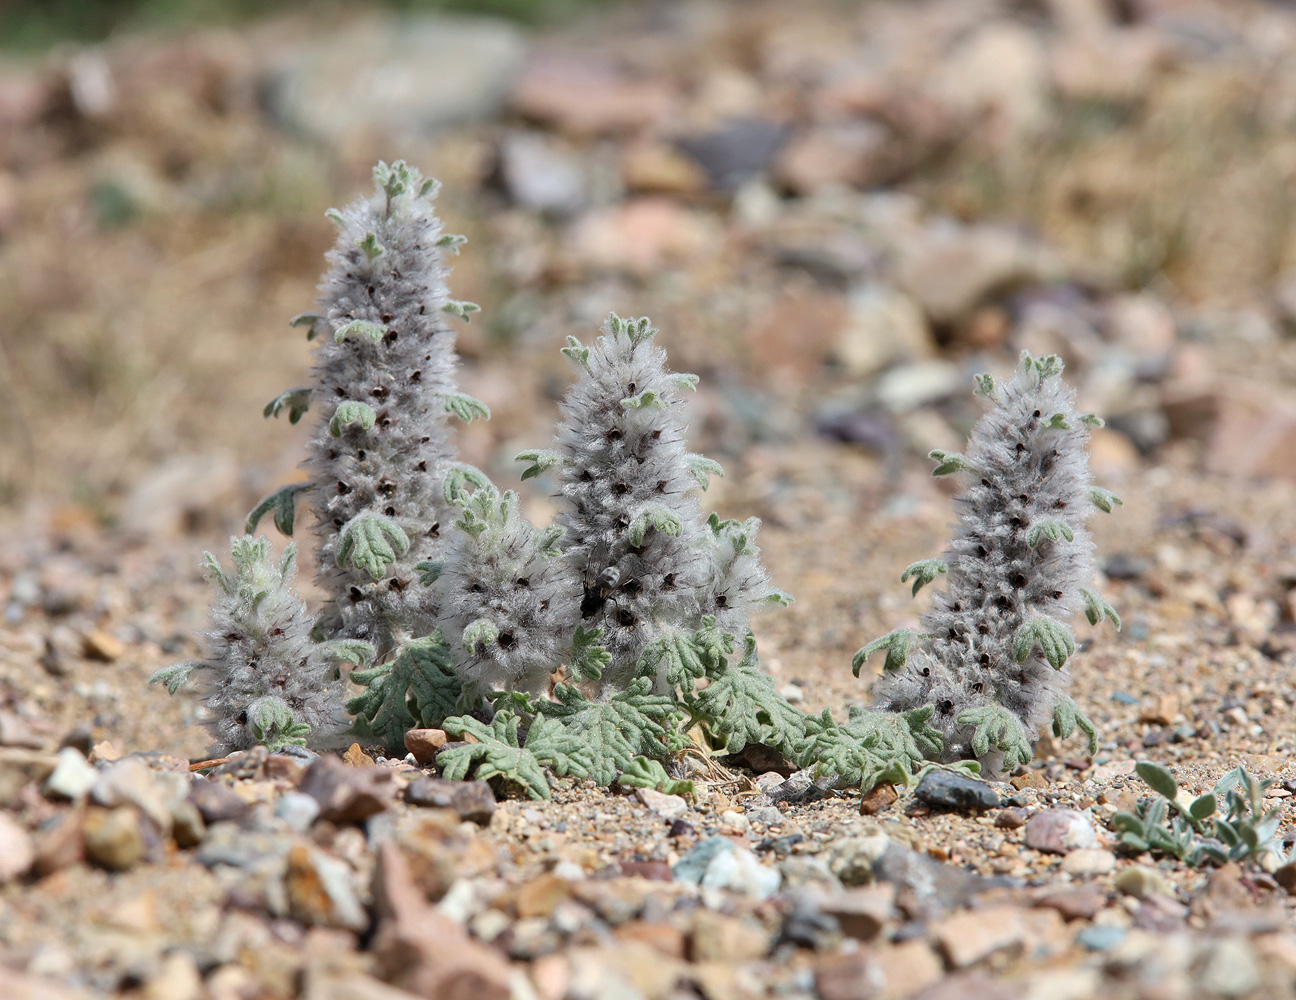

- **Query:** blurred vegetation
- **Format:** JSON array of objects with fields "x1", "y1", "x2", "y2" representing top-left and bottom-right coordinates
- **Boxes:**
[{"x1": 0, "y1": 0, "x2": 602, "y2": 51}]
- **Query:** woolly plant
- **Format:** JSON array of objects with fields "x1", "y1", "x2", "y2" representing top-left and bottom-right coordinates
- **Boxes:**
[
  {"x1": 432, "y1": 483, "x2": 578, "y2": 698},
  {"x1": 517, "y1": 313, "x2": 788, "y2": 689},
  {"x1": 150, "y1": 536, "x2": 352, "y2": 754},
  {"x1": 251, "y1": 160, "x2": 487, "y2": 659},
  {"x1": 857, "y1": 352, "x2": 1121, "y2": 775}
]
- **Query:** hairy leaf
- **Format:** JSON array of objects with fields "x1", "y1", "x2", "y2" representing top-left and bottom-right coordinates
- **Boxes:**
[
  {"x1": 688, "y1": 660, "x2": 806, "y2": 757},
  {"x1": 900, "y1": 559, "x2": 947, "y2": 597},
  {"x1": 334, "y1": 320, "x2": 386, "y2": 344},
  {"x1": 444, "y1": 393, "x2": 490, "y2": 423},
  {"x1": 852, "y1": 629, "x2": 915, "y2": 676},
  {"x1": 348, "y1": 634, "x2": 461, "y2": 752},
  {"x1": 628, "y1": 503, "x2": 682, "y2": 546},
  {"x1": 617, "y1": 757, "x2": 694, "y2": 797},
  {"x1": 149, "y1": 661, "x2": 196, "y2": 695},
  {"x1": 516, "y1": 449, "x2": 562, "y2": 482},
  {"x1": 245, "y1": 483, "x2": 310, "y2": 537},
  {"x1": 1051, "y1": 695, "x2": 1097, "y2": 754},
  {"x1": 1080, "y1": 587, "x2": 1122, "y2": 631},
  {"x1": 1012, "y1": 615, "x2": 1076, "y2": 669},
  {"x1": 329, "y1": 400, "x2": 376, "y2": 437},
  {"x1": 356, "y1": 231, "x2": 385, "y2": 260},
  {"x1": 686, "y1": 454, "x2": 725, "y2": 490},
  {"x1": 928, "y1": 450, "x2": 977, "y2": 477},
  {"x1": 264, "y1": 387, "x2": 312, "y2": 424},
  {"x1": 957, "y1": 703, "x2": 1034, "y2": 770},
  {"x1": 569, "y1": 625, "x2": 610, "y2": 684},
  {"x1": 336, "y1": 512, "x2": 410, "y2": 580},
  {"x1": 439, "y1": 712, "x2": 551, "y2": 800},
  {"x1": 1026, "y1": 518, "x2": 1074, "y2": 548},
  {"x1": 1090, "y1": 486, "x2": 1123, "y2": 513},
  {"x1": 442, "y1": 299, "x2": 480, "y2": 322}
]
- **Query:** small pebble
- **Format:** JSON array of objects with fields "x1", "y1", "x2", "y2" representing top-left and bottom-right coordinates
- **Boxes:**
[
  {"x1": 1024, "y1": 809, "x2": 1097, "y2": 854},
  {"x1": 914, "y1": 770, "x2": 1000, "y2": 812}
]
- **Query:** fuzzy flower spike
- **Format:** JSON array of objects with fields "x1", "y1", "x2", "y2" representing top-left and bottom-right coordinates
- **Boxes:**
[
  {"x1": 859, "y1": 352, "x2": 1121, "y2": 776},
  {"x1": 251, "y1": 160, "x2": 488, "y2": 659}
]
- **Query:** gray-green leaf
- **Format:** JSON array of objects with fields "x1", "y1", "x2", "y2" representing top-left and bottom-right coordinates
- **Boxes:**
[
  {"x1": 329, "y1": 400, "x2": 376, "y2": 437},
  {"x1": 1026, "y1": 518, "x2": 1074, "y2": 548},
  {"x1": 900, "y1": 559, "x2": 947, "y2": 597},
  {"x1": 444, "y1": 393, "x2": 490, "y2": 423},
  {"x1": 852, "y1": 629, "x2": 914, "y2": 676},
  {"x1": 246, "y1": 483, "x2": 310, "y2": 537},
  {"x1": 1080, "y1": 587, "x2": 1122, "y2": 630},
  {"x1": 516, "y1": 449, "x2": 561, "y2": 482},
  {"x1": 628, "y1": 504, "x2": 682, "y2": 546},
  {"x1": 1090, "y1": 487, "x2": 1123, "y2": 513},
  {"x1": 264, "y1": 387, "x2": 312, "y2": 424},
  {"x1": 336, "y1": 512, "x2": 410, "y2": 580},
  {"x1": 334, "y1": 320, "x2": 386, "y2": 345},
  {"x1": 1012, "y1": 615, "x2": 1075, "y2": 669},
  {"x1": 928, "y1": 450, "x2": 977, "y2": 477}
]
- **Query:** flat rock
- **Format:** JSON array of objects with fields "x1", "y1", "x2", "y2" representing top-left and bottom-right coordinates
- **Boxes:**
[
  {"x1": 42, "y1": 746, "x2": 98, "y2": 800},
  {"x1": 815, "y1": 884, "x2": 896, "y2": 941},
  {"x1": 634, "y1": 787, "x2": 688, "y2": 820},
  {"x1": 188, "y1": 778, "x2": 250, "y2": 824},
  {"x1": 1035, "y1": 885, "x2": 1103, "y2": 921},
  {"x1": 914, "y1": 769, "x2": 1000, "y2": 812},
  {"x1": 690, "y1": 909, "x2": 770, "y2": 962},
  {"x1": 403, "y1": 728, "x2": 448, "y2": 766},
  {"x1": 814, "y1": 948, "x2": 884, "y2": 1000},
  {"x1": 1115, "y1": 865, "x2": 1175, "y2": 900},
  {"x1": 932, "y1": 905, "x2": 1026, "y2": 968},
  {"x1": 405, "y1": 777, "x2": 495, "y2": 826},
  {"x1": 1024, "y1": 808, "x2": 1097, "y2": 854},
  {"x1": 267, "y1": 15, "x2": 524, "y2": 141},
  {"x1": 1061, "y1": 847, "x2": 1116, "y2": 876},
  {"x1": 300, "y1": 753, "x2": 395, "y2": 823},
  {"x1": 0, "y1": 813, "x2": 34, "y2": 883}
]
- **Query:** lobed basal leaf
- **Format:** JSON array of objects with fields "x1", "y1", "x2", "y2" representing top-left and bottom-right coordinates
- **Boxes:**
[{"x1": 335, "y1": 512, "x2": 410, "y2": 580}]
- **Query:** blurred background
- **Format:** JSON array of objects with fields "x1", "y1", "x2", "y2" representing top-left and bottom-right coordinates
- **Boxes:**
[{"x1": 5, "y1": 0, "x2": 1296, "y2": 751}]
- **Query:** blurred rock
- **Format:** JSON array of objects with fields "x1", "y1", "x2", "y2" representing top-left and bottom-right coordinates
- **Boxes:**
[
  {"x1": 672, "y1": 837, "x2": 780, "y2": 900},
  {"x1": 1024, "y1": 809, "x2": 1097, "y2": 854},
  {"x1": 896, "y1": 220, "x2": 1060, "y2": 325},
  {"x1": 120, "y1": 452, "x2": 239, "y2": 541},
  {"x1": 0, "y1": 710, "x2": 45, "y2": 750},
  {"x1": 1060, "y1": 848, "x2": 1116, "y2": 876},
  {"x1": 776, "y1": 120, "x2": 894, "y2": 194},
  {"x1": 930, "y1": 21, "x2": 1049, "y2": 138},
  {"x1": 1107, "y1": 292, "x2": 1177, "y2": 370},
  {"x1": 0, "y1": 749, "x2": 59, "y2": 806},
  {"x1": 621, "y1": 141, "x2": 707, "y2": 195},
  {"x1": 569, "y1": 198, "x2": 715, "y2": 275},
  {"x1": 267, "y1": 15, "x2": 524, "y2": 141},
  {"x1": 300, "y1": 753, "x2": 395, "y2": 823},
  {"x1": 496, "y1": 131, "x2": 588, "y2": 215},
  {"x1": 0, "y1": 813, "x2": 34, "y2": 883},
  {"x1": 815, "y1": 884, "x2": 896, "y2": 942},
  {"x1": 405, "y1": 777, "x2": 495, "y2": 826},
  {"x1": 677, "y1": 119, "x2": 789, "y2": 190},
  {"x1": 1050, "y1": 26, "x2": 1163, "y2": 104},
  {"x1": 512, "y1": 55, "x2": 672, "y2": 136},
  {"x1": 832, "y1": 283, "x2": 933, "y2": 378},
  {"x1": 84, "y1": 805, "x2": 152, "y2": 870},
  {"x1": 285, "y1": 842, "x2": 367, "y2": 931},
  {"x1": 43, "y1": 747, "x2": 97, "y2": 801}
]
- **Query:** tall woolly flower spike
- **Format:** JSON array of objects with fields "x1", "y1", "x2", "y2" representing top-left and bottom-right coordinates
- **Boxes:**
[
  {"x1": 433, "y1": 483, "x2": 580, "y2": 698},
  {"x1": 255, "y1": 160, "x2": 487, "y2": 659},
  {"x1": 863, "y1": 352, "x2": 1119, "y2": 776},
  {"x1": 149, "y1": 536, "x2": 352, "y2": 755},
  {"x1": 524, "y1": 313, "x2": 716, "y2": 687}
]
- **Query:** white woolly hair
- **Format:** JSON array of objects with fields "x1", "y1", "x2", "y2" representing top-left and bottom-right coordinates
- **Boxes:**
[
  {"x1": 304, "y1": 161, "x2": 463, "y2": 655},
  {"x1": 552, "y1": 315, "x2": 711, "y2": 684},
  {"x1": 700, "y1": 514, "x2": 784, "y2": 640},
  {"x1": 197, "y1": 536, "x2": 348, "y2": 755},
  {"x1": 436, "y1": 486, "x2": 578, "y2": 696},
  {"x1": 872, "y1": 354, "x2": 1098, "y2": 760}
]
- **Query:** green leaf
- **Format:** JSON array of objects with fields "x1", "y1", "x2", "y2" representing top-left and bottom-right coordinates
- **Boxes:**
[
  {"x1": 852, "y1": 629, "x2": 914, "y2": 676},
  {"x1": 605, "y1": 313, "x2": 657, "y2": 346},
  {"x1": 336, "y1": 512, "x2": 409, "y2": 580},
  {"x1": 419, "y1": 177, "x2": 441, "y2": 199},
  {"x1": 149, "y1": 661, "x2": 197, "y2": 695},
  {"x1": 444, "y1": 392, "x2": 490, "y2": 423},
  {"x1": 973, "y1": 373, "x2": 996, "y2": 400},
  {"x1": 1029, "y1": 353, "x2": 1064, "y2": 379},
  {"x1": 348, "y1": 634, "x2": 462, "y2": 753},
  {"x1": 1043, "y1": 413, "x2": 1071, "y2": 431},
  {"x1": 671, "y1": 373, "x2": 700, "y2": 393},
  {"x1": 536, "y1": 525, "x2": 564, "y2": 558},
  {"x1": 900, "y1": 559, "x2": 947, "y2": 597},
  {"x1": 1135, "y1": 761, "x2": 1179, "y2": 801},
  {"x1": 245, "y1": 483, "x2": 310, "y2": 537},
  {"x1": 540, "y1": 678, "x2": 682, "y2": 788},
  {"x1": 334, "y1": 320, "x2": 386, "y2": 344},
  {"x1": 290, "y1": 312, "x2": 325, "y2": 340},
  {"x1": 264, "y1": 387, "x2": 312, "y2": 424},
  {"x1": 319, "y1": 639, "x2": 375, "y2": 666},
  {"x1": 329, "y1": 400, "x2": 376, "y2": 437},
  {"x1": 957, "y1": 703, "x2": 1033, "y2": 770},
  {"x1": 1012, "y1": 614, "x2": 1076, "y2": 669},
  {"x1": 1026, "y1": 518, "x2": 1074, "y2": 548},
  {"x1": 516, "y1": 449, "x2": 561, "y2": 482},
  {"x1": 628, "y1": 504, "x2": 682, "y2": 546},
  {"x1": 436, "y1": 232, "x2": 466, "y2": 253},
  {"x1": 249, "y1": 696, "x2": 309, "y2": 751},
  {"x1": 569, "y1": 625, "x2": 610, "y2": 684},
  {"x1": 1090, "y1": 487, "x2": 1123, "y2": 513},
  {"x1": 439, "y1": 712, "x2": 552, "y2": 800},
  {"x1": 462, "y1": 618, "x2": 500, "y2": 655},
  {"x1": 1188, "y1": 793, "x2": 1217, "y2": 823},
  {"x1": 1080, "y1": 587, "x2": 1121, "y2": 631},
  {"x1": 442, "y1": 463, "x2": 491, "y2": 504},
  {"x1": 792, "y1": 709, "x2": 918, "y2": 792},
  {"x1": 639, "y1": 626, "x2": 725, "y2": 689},
  {"x1": 416, "y1": 560, "x2": 444, "y2": 585},
  {"x1": 686, "y1": 454, "x2": 724, "y2": 490},
  {"x1": 928, "y1": 450, "x2": 977, "y2": 477},
  {"x1": 621, "y1": 388, "x2": 668, "y2": 410},
  {"x1": 561, "y1": 335, "x2": 591, "y2": 372},
  {"x1": 356, "y1": 232, "x2": 385, "y2": 260},
  {"x1": 765, "y1": 588, "x2": 794, "y2": 607},
  {"x1": 618, "y1": 757, "x2": 694, "y2": 797},
  {"x1": 899, "y1": 705, "x2": 945, "y2": 760},
  {"x1": 325, "y1": 207, "x2": 345, "y2": 226},
  {"x1": 443, "y1": 299, "x2": 480, "y2": 322},
  {"x1": 1051, "y1": 695, "x2": 1097, "y2": 754},
  {"x1": 1079, "y1": 413, "x2": 1105, "y2": 429},
  {"x1": 687, "y1": 657, "x2": 806, "y2": 757}
]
